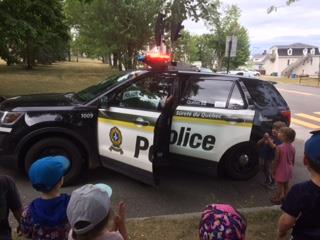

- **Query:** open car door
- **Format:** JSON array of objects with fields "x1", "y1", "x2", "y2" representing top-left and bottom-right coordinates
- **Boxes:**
[{"x1": 97, "y1": 72, "x2": 176, "y2": 185}]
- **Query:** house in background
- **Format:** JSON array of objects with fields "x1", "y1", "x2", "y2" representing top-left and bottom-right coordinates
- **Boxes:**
[{"x1": 253, "y1": 43, "x2": 320, "y2": 77}]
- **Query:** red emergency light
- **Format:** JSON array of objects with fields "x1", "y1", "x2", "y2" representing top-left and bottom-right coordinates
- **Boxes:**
[{"x1": 137, "y1": 53, "x2": 172, "y2": 69}]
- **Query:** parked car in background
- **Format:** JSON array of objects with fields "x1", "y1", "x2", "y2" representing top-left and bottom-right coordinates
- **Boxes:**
[{"x1": 217, "y1": 70, "x2": 260, "y2": 78}]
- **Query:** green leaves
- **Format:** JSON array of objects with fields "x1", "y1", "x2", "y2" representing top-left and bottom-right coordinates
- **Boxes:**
[
  {"x1": 174, "y1": 2, "x2": 250, "y2": 71},
  {"x1": 268, "y1": 0, "x2": 298, "y2": 13},
  {"x1": 0, "y1": 0, "x2": 69, "y2": 68},
  {"x1": 65, "y1": 0, "x2": 162, "y2": 69}
]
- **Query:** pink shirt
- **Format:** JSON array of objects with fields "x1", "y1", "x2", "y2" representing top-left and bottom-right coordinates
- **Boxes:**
[{"x1": 274, "y1": 143, "x2": 295, "y2": 183}]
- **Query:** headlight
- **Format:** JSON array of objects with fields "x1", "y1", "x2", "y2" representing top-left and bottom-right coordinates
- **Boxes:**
[{"x1": 0, "y1": 111, "x2": 23, "y2": 125}]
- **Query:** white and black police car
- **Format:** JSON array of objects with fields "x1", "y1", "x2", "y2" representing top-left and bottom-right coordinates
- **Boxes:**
[{"x1": 0, "y1": 54, "x2": 291, "y2": 185}]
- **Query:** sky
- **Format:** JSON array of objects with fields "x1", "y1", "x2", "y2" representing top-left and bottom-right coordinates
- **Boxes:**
[{"x1": 184, "y1": 0, "x2": 320, "y2": 54}]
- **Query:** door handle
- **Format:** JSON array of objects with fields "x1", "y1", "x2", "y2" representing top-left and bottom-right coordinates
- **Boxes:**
[{"x1": 134, "y1": 117, "x2": 150, "y2": 126}]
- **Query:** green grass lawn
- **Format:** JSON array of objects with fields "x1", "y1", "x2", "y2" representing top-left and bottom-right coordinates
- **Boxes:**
[
  {"x1": 0, "y1": 59, "x2": 117, "y2": 97},
  {"x1": 13, "y1": 209, "x2": 289, "y2": 240}
]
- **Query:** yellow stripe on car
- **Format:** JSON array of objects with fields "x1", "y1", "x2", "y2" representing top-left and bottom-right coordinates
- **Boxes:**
[
  {"x1": 98, "y1": 117, "x2": 154, "y2": 132},
  {"x1": 173, "y1": 116, "x2": 252, "y2": 128}
]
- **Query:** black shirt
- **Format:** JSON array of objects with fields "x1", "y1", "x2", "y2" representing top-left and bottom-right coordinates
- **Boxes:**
[
  {"x1": 281, "y1": 180, "x2": 320, "y2": 240},
  {"x1": 0, "y1": 176, "x2": 22, "y2": 236}
]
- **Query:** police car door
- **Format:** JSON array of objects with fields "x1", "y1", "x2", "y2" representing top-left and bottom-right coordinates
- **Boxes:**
[
  {"x1": 98, "y1": 72, "x2": 174, "y2": 184},
  {"x1": 170, "y1": 76, "x2": 254, "y2": 168}
]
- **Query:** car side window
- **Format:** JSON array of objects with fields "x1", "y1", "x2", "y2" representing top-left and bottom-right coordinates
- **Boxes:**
[
  {"x1": 109, "y1": 74, "x2": 173, "y2": 111},
  {"x1": 228, "y1": 84, "x2": 245, "y2": 109},
  {"x1": 181, "y1": 77, "x2": 233, "y2": 108}
]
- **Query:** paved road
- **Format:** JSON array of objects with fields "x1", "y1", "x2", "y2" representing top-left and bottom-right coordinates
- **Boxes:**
[
  {"x1": 276, "y1": 83, "x2": 320, "y2": 139},
  {"x1": 1, "y1": 83, "x2": 318, "y2": 219}
]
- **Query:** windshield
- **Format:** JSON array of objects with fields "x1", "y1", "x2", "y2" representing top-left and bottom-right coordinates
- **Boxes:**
[{"x1": 76, "y1": 70, "x2": 145, "y2": 102}]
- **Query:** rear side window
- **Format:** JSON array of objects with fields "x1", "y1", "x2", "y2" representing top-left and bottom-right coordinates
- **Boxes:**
[
  {"x1": 180, "y1": 77, "x2": 234, "y2": 108},
  {"x1": 243, "y1": 80, "x2": 287, "y2": 107}
]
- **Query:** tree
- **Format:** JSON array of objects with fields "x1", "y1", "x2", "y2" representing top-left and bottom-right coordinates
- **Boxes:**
[
  {"x1": 205, "y1": 3, "x2": 250, "y2": 70},
  {"x1": 268, "y1": 0, "x2": 298, "y2": 13},
  {"x1": 0, "y1": 0, "x2": 69, "y2": 69},
  {"x1": 175, "y1": 3, "x2": 249, "y2": 70},
  {"x1": 65, "y1": 0, "x2": 163, "y2": 70}
]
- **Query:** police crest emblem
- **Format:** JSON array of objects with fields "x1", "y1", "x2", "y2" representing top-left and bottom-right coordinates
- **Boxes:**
[{"x1": 109, "y1": 127, "x2": 123, "y2": 154}]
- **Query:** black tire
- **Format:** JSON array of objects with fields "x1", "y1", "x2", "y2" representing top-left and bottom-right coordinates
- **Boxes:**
[
  {"x1": 24, "y1": 137, "x2": 83, "y2": 185},
  {"x1": 223, "y1": 144, "x2": 259, "y2": 180}
]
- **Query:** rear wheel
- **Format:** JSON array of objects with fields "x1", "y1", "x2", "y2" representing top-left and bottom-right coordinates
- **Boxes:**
[
  {"x1": 223, "y1": 145, "x2": 259, "y2": 180},
  {"x1": 24, "y1": 137, "x2": 83, "y2": 185}
]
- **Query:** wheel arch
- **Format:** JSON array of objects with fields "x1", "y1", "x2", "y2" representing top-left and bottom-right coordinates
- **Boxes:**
[
  {"x1": 16, "y1": 127, "x2": 99, "y2": 171},
  {"x1": 217, "y1": 141, "x2": 258, "y2": 176}
]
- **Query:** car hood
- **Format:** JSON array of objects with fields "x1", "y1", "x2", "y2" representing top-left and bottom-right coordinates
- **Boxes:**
[{"x1": 0, "y1": 93, "x2": 77, "y2": 111}]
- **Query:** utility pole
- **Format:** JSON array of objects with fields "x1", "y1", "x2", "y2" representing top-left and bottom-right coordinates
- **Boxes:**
[{"x1": 226, "y1": 39, "x2": 232, "y2": 74}]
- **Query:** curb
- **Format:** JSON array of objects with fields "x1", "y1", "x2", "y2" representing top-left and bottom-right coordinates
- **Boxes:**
[{"x1": 128, "y1": 205, "x2": 281, "y2": 221}]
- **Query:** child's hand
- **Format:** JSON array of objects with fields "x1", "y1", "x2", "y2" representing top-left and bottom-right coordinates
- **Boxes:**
[
  {"x1": 263, "y1": 133, "x2": 269, "y2": 139},
  {"x1": 114, "y1": 201, "x2": 126, "y2": 229}
]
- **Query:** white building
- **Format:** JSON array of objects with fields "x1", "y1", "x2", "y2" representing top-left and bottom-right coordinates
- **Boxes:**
[{"x1": 254, "y1": 43, "x2": 320, "y2": 77}]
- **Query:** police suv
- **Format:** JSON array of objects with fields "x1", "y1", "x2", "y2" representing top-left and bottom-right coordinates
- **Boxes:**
[{"x1": 0, "y1": 54, "x2": 290, "y2": 185}]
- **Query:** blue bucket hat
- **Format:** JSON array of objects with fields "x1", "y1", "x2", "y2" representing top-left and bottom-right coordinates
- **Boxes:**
[
  {"x1": 28, "y1": 156, "x2": 70, "y2": 192},
  {"x1": 305, "y1": 130, "x2": 320, "y2": 165}
]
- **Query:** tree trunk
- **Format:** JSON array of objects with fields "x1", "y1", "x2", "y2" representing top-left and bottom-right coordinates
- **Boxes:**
[
  {"x1": 113, "y1": 53, "x2": 118, "y2": 68},
  {"x1": 216, "y1": 56, "x2": 224, "y2": 71},
  {"x1": 108, "y1": 54, "x2": 112, "y2": 66},
  {"x1": 68, "y1": 48, "x2": 71, "y2": 62},
  {"x1": 26, "y1": 38, "x2": 33, "y2": 70},
  {"x1": 118, "y1": 60, "x2": 122, "y2": 71}
]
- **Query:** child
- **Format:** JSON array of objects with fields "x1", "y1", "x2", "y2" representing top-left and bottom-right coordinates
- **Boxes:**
[
  {"x1": 271, "y1": 127, "x2": 296, "y2": 204},
  {"x1": 20, "y1": 156, "x2": 71, "y2": 240},
  {"x1": 257, "y1": 121, "x2": 286, "y2": 188},
  {"x1": 0, "y1": 175, "x2": 23, "y2": 240},
  {"x1": 199, "y1": 204, "x2": 247, "y2": 240},
  {"x1": 67, "y1": 184, "x2": 128, "y2": 240},
  {"x1": 277, "y1": 130, "x2": 320, "y2": 240}
]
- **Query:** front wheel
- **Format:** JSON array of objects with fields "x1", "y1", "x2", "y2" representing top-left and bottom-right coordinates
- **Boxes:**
[
  {"x1": 24, "y1": 137, "x2": 83, "y2": 185},
  {"x1": 223, "y1": 145, "x2": 259, "y2": 180}
]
